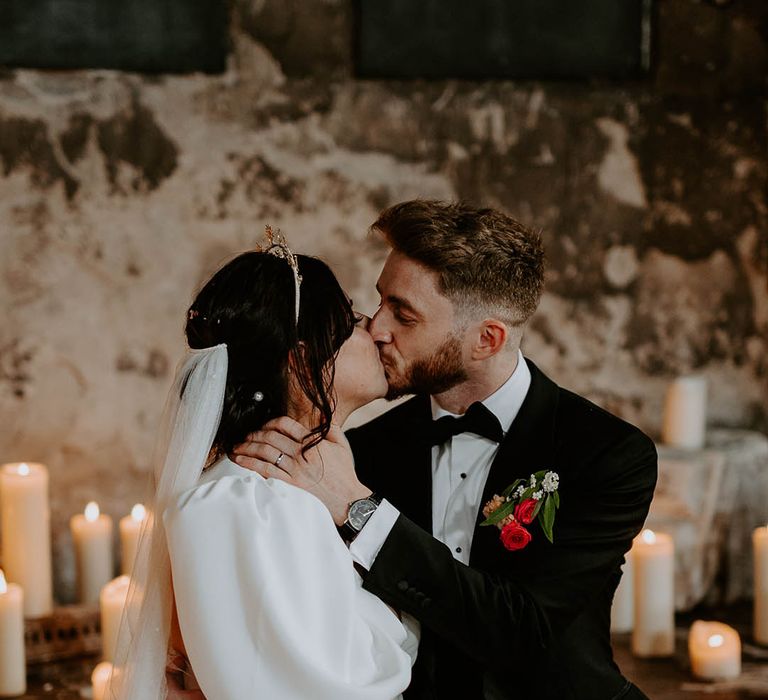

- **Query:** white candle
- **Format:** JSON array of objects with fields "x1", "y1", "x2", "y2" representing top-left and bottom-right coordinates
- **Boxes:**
[
  {"x1": 100, "y1": 575, "x2": 131, "y2": 662},
  {"x1": 0, "y1": 462, "x2": 54, "y2": 617},
  {"x1": 0, "y1": 570, "x2": 25, "y2": 697},
  {"x1": 611, "y1": 549, "x2": 634, "y2": 633},
  {"x1": 661, "y1": 376, "x2": 707, "y2": 450},
  {"x1": 70, "y1": 502, "x2": 114, "y2": 604},
  {"x1": 91, "y1": 661, "x2": 113, "y2": 700},
  {"x1": 754, "y1": 526, "x2": 768, "y2": 645},
  {"x1": 688, "y1": 621, "x2": 741, "y2": 680},
  {"x1": 119, "y1": 504, "x2": 145, "y2": 576},
  {"x1": 632, "y1": 529, "x2": 675, "y2": 657}
]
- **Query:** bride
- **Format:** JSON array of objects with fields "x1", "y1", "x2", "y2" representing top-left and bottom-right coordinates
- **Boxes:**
[{"x1": 109, "y1": 232, "x2": 416, "y2": 699}]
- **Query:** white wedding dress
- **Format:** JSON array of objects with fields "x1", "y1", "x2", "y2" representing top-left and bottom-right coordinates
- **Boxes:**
[{"x1": 163, "y1": 456, "x2": 418, "y2": 700}]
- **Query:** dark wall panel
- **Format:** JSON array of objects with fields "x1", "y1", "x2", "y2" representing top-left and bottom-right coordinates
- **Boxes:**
[
  {"x1": 357, "y1": 0, "x2": 652, "y2": 79},
  {"x1": 0, "y1": 0, "x2": 228, "y2": 73}
]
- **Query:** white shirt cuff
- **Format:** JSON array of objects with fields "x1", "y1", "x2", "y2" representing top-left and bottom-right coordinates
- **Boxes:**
[{"x1": 349, "y1": 498, "x2": 400, "y2": 570}]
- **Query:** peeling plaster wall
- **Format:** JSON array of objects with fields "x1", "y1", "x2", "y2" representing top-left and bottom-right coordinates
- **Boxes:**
[{"x1": 0, "y1": 0, "x2": 766, "y2": 601}]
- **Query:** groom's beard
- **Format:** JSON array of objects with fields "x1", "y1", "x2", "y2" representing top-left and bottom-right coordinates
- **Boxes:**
[{"x1": 385, "y1": 333, "x2": 468, "y2": 401}]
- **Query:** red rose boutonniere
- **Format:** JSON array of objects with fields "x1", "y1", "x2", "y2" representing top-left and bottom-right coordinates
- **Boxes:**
[{"x1": 480, "y1": 470, "x2": 560, "y2": 552}]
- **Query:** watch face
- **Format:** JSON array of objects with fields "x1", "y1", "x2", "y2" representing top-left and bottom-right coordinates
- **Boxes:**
[{"x1": 348, "y1": 499, "x2": 378, "y2": 530}]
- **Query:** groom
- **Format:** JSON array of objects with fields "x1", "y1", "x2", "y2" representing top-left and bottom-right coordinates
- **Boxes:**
[{"x1": 236, "y1": 200, "x2": 657, "y2": 699}]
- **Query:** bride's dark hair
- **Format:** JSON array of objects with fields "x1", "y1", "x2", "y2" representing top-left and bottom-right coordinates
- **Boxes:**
[{"x1": 185, "y1": 251, "x2": 356, "y2": 458}]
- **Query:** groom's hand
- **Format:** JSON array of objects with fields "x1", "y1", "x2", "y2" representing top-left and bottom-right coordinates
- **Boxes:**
[{"x1": 231, "y1": 417, "x2": 371, "y2": 525}]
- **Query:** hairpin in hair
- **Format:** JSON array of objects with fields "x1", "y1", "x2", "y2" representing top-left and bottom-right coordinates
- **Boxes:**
[
  {"x1": 253, "y1": 391, "x2": 264, "y2": 402},
  {"x1": 261, "y1": 225, "x2": 302, "y2": 325},
  {"x1": 187, "y1": 308, "x2": 220, "y2": 325}
]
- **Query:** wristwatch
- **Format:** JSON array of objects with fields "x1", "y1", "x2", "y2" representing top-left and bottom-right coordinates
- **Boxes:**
[{"x1": 338, "y1": 493, "x2": 382, "y2": 543}]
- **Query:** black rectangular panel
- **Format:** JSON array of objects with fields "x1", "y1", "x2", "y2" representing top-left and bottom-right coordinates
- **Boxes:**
[
  {"x1": 357, "y1": 0, "x2": 652, "y2": 80},
  {"x1": 0, "y1": 0, "x2": 228, "y2": 74}
]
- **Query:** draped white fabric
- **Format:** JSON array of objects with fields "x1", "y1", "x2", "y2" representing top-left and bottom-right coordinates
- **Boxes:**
[{"x1": 164, "y1": 458, "x2": 416, "y2": 699}]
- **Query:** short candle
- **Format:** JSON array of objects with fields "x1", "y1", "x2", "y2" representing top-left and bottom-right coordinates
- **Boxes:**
[
  {"x1": 0, "y1": 462, "x2": 54, "y2": 616},
  {"x1": 119, "y1": 504, "x2": 146, "y2": 576},
  {"x1": 70, "y1": 502, "x2": 114, "y2": 604},
  {"x1": 100, "y1": 575, "x2": 131, "y2": 662},
  {"x1": 611, "y1": 548, "x2": 634, "y2": 633},
  {"x1": 0, "y1": 569, "x2": 26, "y2": 697},
  {"x1": 91, "y1": 661, "x2": 113, "y2": 700},
  {"x1": 688, "y1": 621, "x2": 741, "y2": 680},
  {"x1": 632, "y1": 529, "x2": 675, "y2": 657},
  {"x1": 661, "y1": 376, "x2": 707, "y2": 450},
  {"x1": 754, "y1": 525, "x2": 768, "y2": 645}
]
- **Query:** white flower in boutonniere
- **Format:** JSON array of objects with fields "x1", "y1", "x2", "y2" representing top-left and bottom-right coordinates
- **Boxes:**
[
  {"x1": 542, "y1": 471, "x2": 559, "y2": 493},
  {"x1": 480, "y1": 469, "x2": 561, "y2": 552}
]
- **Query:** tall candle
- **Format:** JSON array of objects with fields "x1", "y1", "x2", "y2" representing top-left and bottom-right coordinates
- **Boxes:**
[
  {"x1": 0, "y1": 462, "x2": 54, "y2": 616},
  {"x1": 632, "y1": 529, "x2": 675, "y2": 657},
  {"x1": 70, "y1": 502, "x2": 114, "y2": 604},
  {"x1": 119, "y1": 504, "x2": 145, "y2": 576},
  {"x1": 754, "y1": 526, "x2": 768, "y2": 645},
  {"x1": 688, "y1": 621, "x2": 741, "y2": 680},
  {"x1": 611, "y1": 549, "x2": 634, "y2": 633},
  {"x1": 100, "y1": 575, "x2": 130, "y2": 662},
  {"x1": 661, "y1": 376, "x2": 707, "y2": 450},
  {"x1": 0, "y1": 570, "x2": 25, "y2": 697},
  {"x1": 91, "y1": 661, "x2": 113, "y2": 700}
]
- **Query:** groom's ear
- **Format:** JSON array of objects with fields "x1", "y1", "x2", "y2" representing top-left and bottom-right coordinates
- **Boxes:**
[{"x1": 470, "y1": 319, "x2": 509, "y2": 360}]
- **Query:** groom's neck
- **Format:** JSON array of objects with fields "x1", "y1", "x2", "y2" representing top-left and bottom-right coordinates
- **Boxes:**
[{"x1": 431, "y1": 351, "x2": 520, "y2": 415}]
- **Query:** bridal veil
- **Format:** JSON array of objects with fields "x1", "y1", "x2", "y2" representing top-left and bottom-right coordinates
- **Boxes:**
[{"x1": 108, "y1": 344, "x2": 228, "y2": 699}]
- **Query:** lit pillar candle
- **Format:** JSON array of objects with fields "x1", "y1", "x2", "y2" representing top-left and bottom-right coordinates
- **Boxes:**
[
  {"x1": 91, "y1": 661, "x2": 113, "y2": 700},
  {"x1": 99, "y1": 575, "x2": 130, "y2": 662},
  {"x1": 688, "y1": 621, "x2": 741, "y2": 680},
  {"x1": 632, "y1": 529, "x2": 675, "y2": 657},
  {"x1": 119, "y1": 504, "x2": 145, "y2": 576},
  {"x1": 611, "y1": 549, "x2": 634, "y2": 633},
  {"x1": 70, "y1": 502, "x2": 114, "y2": 604},
  {"x1": 754, "y1": 526, "x2": 768, "y2": 645},
  {"x1": 0, "y1": 462, "x2": 54, "y2": 617},
  {"x1": 0, "y1": 570, "x2": 25, "y2": 697},
  {"x1": 661, "y1": 376, "x2": 707, "y2": 450}
]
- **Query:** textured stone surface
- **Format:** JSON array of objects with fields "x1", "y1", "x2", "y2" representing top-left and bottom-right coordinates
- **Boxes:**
[{"x1": 0, "y1": 0, "x2": 766, "y2": 602}]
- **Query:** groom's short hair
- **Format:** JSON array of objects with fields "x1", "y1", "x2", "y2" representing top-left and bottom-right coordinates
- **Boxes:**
[{"x1": 372, "y1": 200, "x2": 545, "y2": 326}]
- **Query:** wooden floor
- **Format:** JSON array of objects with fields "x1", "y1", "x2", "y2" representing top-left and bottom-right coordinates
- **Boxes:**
[
  {"x1": 18, "y1": 605, "x2": 768, "y2": 699},
  {"x1": 615, "y1": 604, "x2": 768, "y2": 700}
]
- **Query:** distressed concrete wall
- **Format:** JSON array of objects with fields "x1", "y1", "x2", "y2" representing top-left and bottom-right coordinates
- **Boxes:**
[{"x1": 0, "y1": 0, "x2": 766, "y2": 601}]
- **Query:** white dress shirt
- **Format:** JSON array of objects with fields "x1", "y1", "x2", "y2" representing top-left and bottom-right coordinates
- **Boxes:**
[{"x1": 350, "y1": 351, "x2": 532, "y2": 569}]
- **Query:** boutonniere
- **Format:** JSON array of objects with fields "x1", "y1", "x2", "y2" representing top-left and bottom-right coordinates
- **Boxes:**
[{"x1": 480, "y1": 470, "x2": 560, "y2": 551}]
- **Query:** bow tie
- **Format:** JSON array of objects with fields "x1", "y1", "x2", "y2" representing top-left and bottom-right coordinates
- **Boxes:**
[{"x1": 427, "y1": 402, "x2": 504, "y2": 446}]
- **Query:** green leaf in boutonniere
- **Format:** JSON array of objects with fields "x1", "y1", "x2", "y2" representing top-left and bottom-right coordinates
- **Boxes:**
[
  {"x1": 480, "y1": 498, "x2": 516, "y2": 527},
  {"x1": 541, "y1": 493, "x2": 556, "y2": 543}
]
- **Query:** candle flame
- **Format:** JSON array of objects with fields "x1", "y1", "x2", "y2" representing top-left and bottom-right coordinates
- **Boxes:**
[
  {"x1": 18, "y1": 463, "x2": 30, "y2": 476},
  {"x1": 0, "y1": 570, "x2": 6, "y2": 594},
  {"x1": 708, "y1": 634, "x2": 724, "y2": 648},
  {"x1": 641, "y1": 529, "x2": 656, "y2": 544},
  {"x1": 131, "y1": 503, "x2": 146, "y2": 522},
  {"x1": 85, "y1": 501, "x2": 100, "y2": 521}
]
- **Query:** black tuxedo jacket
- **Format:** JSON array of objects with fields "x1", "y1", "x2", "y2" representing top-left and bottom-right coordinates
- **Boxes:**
[{"x1": 346, "y1": 359, "x2": 657, "y2": 700}]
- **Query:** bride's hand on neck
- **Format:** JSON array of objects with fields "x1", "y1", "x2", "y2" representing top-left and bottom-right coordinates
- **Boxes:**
[{"x1": 231, "y1": 417, "x2": 371, "y2": 525}]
